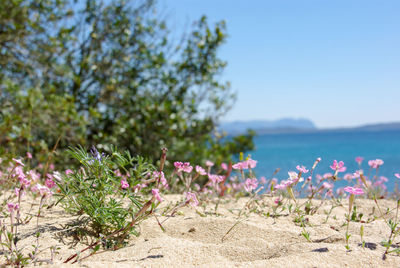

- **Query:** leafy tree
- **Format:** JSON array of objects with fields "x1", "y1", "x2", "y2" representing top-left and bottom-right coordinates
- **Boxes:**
[{"x1": 0, "y1": 0, "x2": 254, "y2": 169}]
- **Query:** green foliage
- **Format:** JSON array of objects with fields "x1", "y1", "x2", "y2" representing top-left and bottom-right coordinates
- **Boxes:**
[
  {"x1": 57, "y1": 146, "x2": 155, "y2": 236},
  {"x1": 0, "y1": 0, "x2": 254, "y2": 169}
]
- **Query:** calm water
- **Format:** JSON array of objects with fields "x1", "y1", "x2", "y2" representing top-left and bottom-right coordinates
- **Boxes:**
[{"x1": 250, "y1": 130, "x2": 400, "y2": 191}]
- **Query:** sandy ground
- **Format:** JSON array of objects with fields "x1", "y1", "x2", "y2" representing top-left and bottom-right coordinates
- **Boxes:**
[{"x1": 4, "y1": 195, "x2": 400, "y2": 267}]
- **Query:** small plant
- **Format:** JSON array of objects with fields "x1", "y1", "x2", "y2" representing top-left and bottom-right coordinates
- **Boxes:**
[
  {"x1": 343, "y1": 186, "x2": 364, "y2": 250},
  {"x1": 57, "y1": 146, "x2": 157, "y2": 243}
]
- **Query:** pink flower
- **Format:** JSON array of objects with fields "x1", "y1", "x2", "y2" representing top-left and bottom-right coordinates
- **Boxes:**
[
  {"x1": 152, "y1": 188, "x2": 163, "y2": 202},
  {"x1": 344, "y1": 186, "x2": 364, "y2": 195},
  {"x1": 395, "y1": 173, "x2": 400, "y2": 179},
  {"x1": 19, "y1": 177, "x2": 31, "y2": 187},
  {"x1": 232, "y1": 162, "x2": 245, "y2": 170},
  {"x1": 7, "y1": 203, "x2": 19, "y2": 213},
  {"x1": 29, "y1": 170, "x2": 40, "y2": 182},
  {"x1": 26, "y1": 152, "x2": 32, "y2": 159},
  {"x1": 260, "y1": 176, "x2": 267, "y2": 184},
  {"x1": 114, "y1": 169, "x2": 123, "y2": 177},
  {"x1": 221, "y1": 163, "x2": 228, "y2": 171},
  {"x1": 49, "y1": 163, "x2": 55, "y2": 170},
  {"x1": 288, "y1": 171, "x2": 303, "y2": 183},
  {"x1": 208, "y1": 174, "x2": 224, "y2": 184},
  {"x1": 245, "y1": 159, "x2": 257, "y2": 169},
  {"x1": 244, "y1": 178, "x2": 258, "y2": 192},
  {"x1": 274, "y1": 197, "x2": 282, "y2": 205},
  {"x1": 45, "y1": 178, "x2": 56, "y2": 188},
  {"x1": 65, "y1": 169, "x2": 74, "y2": 175},
  {"x1": 317, "y1": 157, "x2": 322, "y2": 162},
  {"x1": 296, "y1": 165, "x2": 309, "y2": 174},
  {"x1": 31, "y1": 184, "x2": 52, "y2": 197},
  {"x1": 275, "y1": 183, "x2": 287, "y2": 190},
  {"x1": 12, "y1": 158, "x2": 24, "y2": 166},
  {"x1": 174, "y1": 162, "x2": 193, "y2": 173},
  {"x1": 195, "y1": 165, "x2": 207, "y2": 175},
  {"x1": 330, "y1": 160, "x2": 346, "y2": 172},
  {"x1": 322, "y1": 182, "x2": 333, "y2": 189},
  {"x1": 368, "y1": 159, "x2": 384, "y2": 169},
  {"x1": 355, "y1": 156, "x2": 364, "y2": 165},
  {"x1": 233, "y1": 159, "x2": 257, "y2": 170},
  {"x1": 15, "y1": 187, "x2": 25, "y2": 198},
  {"x1": 205, "y1": 160, "x2": 214, "y2": 167},
  {"x1": 185, "y1": 192, "x2": 199, "y2": 207},
  {"x1": 120, "y1": 179, "x2": 129, "y2": 189},
  {"x1": 152, "y1": 171, "x2": 168, "y2": 188}
]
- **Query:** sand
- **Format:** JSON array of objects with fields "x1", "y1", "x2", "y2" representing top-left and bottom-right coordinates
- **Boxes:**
[{"x1": 5, "y1": 195, "x2": 400, "y2": 267}]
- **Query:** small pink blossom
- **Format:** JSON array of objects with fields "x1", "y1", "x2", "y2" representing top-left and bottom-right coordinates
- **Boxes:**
[
  {"x1": 368, "y1": 159, "x2": 384, "y2": 169},
  {"x1": 49, "y1": 163, "x2": 55, "y2": 170},
  {"x1": 15, "y1": 187, "x2": 25, "y2": 198},
  {"x1": 288, "y1": 171, "x2": 303, "y2": 183},
  {"x1": 355, "y1": 156, "x2": 364, "y2": 165},
  {"x1": 195, "y1": 165, "x2": 207, "y2": 175},
  {"x1": 395, "y1": 173, "x2": 400, "y2": 179},
  {"x1": 12, "y1": 158, "x2": 24, "y2": 166},
  {"x1": 344, "y1": 186, "x2": 364, "y2": 195},
  {"x1": 205, "y1": 160, "x2": 214, "y2": 167},
  {"x1": 274, "y1": 197, "x2": 282, "y2": 205},
  {"x1": 7, "y1": 203, "x2": 19, "y2": 213},
  {"x1": 296, "y1": 165, "x2": 309, "y2": 174},
  {"x1": 245, "y1": 159, "x2": 257, "y2": 169},
  {"x1": 120, "y1": 179, "x2": 129, "y2": 189},
  {"x1": 221, "y1": 163, "x2": 228, "y2": 170},
  {"x1": 65, "y1": 169, "x2": 74, "y2": 175},
  {"x1": 174, "y1": 162, "x2": 193, "y2": 173},
  {"x1": 322, "y1": 182, "x2": 333, "y2": 189},
  {"x1": 330, "y1": 160, "x2": 346, "y2": 172},
  {"x1": 152, "y1": 171, "x2": 168, "y2": 188},
  {"x1": 152, "y1": 188, "x2": 163, "y2": 202},
  {"x1": 208, "y1": 174, "x2": 224, "y2": 184},
  {"x1": 185, "y1": 192, "x2": 199, "y2": 207},
  {"x1": 317, "y1": 157, "x2": 322, "y2": 162},
  {"x1": 260, "y1": 176, "x2": 267, "y2": 184},
  {"x1": 244, "y1": 178, "x2": 258, "y2": 192},
  {"x1": 26, "y1": 152, "x2": 32, "y2": 159},
  {"x1": 45, "y1": 178, "x2": 56, "y2": 188},
  {"x1": 232, "y1": 162, "x2": 245, "y2": 170},
  {"x1": 31, "y1": 184, "x2": 52, "y2": 197}
]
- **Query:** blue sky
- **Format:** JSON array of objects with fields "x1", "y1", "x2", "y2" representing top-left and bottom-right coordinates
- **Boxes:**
[{"x1": 161, "y1": 0, "x2": 400, "y2": 128}]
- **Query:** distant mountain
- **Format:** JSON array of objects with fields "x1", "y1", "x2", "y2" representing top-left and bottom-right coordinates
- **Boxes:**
[
  {"x1": 219, "y1": 118, "x2": 317, "y2": 134},
  {"x1": 219, "y1": 120, "x2": 400, "y2": 135},
  {"x1": 323, "y1": 122, "x2": 400, "y2": 133}
]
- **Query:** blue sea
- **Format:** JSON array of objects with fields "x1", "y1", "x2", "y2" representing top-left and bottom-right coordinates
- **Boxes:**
[{"x1": 250, "y1": 130, "x2": 400, "y2": 191}]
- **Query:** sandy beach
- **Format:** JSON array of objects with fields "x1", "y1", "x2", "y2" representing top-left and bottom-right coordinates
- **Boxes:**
[{"x1": 5, "y1": 194, "x2": 397, "y2": 267}]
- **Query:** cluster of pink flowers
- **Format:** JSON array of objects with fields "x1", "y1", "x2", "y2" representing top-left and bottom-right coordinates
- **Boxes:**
[
  {"x1": 244, "y1": 178, "x2": 258, "y2": 192},
  {"x1": 208, "y1": 174, "x2": 224, "y2": 184},
  {"x1": 232, "y1": 158, "x2": 257, "y2": 170},
  {"x1": 330, "y1": 160, "x2": 346, "y2": 173},
  {"x1": 195, "y1": 165, "x2": 207, "y2": 175},
  {"x1": 174, "y1": 162, "x2": 193, "y2": 173},
  {"x1": 185, "y1": 192, "x2": 199, "y2": 207},
  {"x1": 120, "y1": 179, "x2": 129, "y2": 189},
  {"x1": 368, "y1": 159, "x2": 384, "y2": 169},
  {"x1": 344, "y1": 186, "x2": 364, "y2": 195},
  {"x1": 296, "y1": 165, "x2": 309, "y2": 174}
]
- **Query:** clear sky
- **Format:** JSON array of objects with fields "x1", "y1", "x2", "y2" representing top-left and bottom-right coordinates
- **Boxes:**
[{"x1": 161, "y1": 0, "x2": 400, "y2": 128}]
